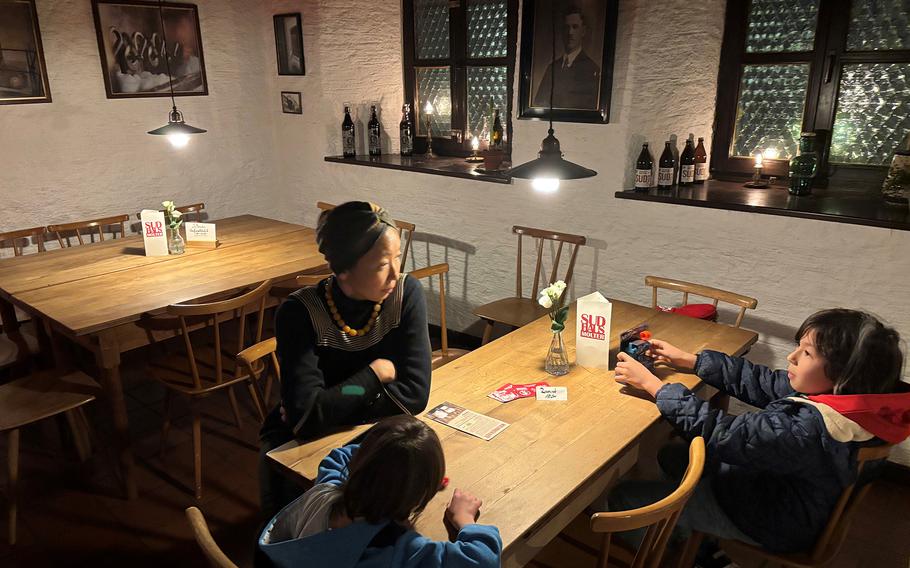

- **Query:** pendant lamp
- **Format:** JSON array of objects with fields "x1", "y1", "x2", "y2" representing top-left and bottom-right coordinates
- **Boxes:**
[
  {"x1": 508, "y1": 2, "x2": 596, "y2": 191},
  {"x1": 147, "y1": 0, "x2": 206, "y2": 147}
]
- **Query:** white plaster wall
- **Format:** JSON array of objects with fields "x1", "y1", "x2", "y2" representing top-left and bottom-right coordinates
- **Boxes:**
[
  {"x1": 0, "y1": 0, "x2": 283, "y2": 245},
  {"x1": 268, "y1": 0, "x2": 910, "y2": 465}
]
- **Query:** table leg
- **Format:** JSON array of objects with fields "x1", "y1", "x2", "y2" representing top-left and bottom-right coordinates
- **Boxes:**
[
  {"x1": 0, "y1": 296, "x2": 19, "y2": 335},
  {"x1": 94, "y1": 333, "x2": 138, "y2": 500}
]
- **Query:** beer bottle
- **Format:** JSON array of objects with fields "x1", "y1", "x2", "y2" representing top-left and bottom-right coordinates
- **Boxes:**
[
  {"x1": 694, "y1": 137, "x2": 708, "y2": 183},
  {"x1": 491, "y1": 108, "x2": 504, "y2": 150},
  {"x1": 342, "y1": 105, "x2": 356, "y2": 158},
  {"x1": 634, "y1": 143, "x2": 653, "y2": 190},
  {"x1": 399, "y1": 103, "x2": 413, "y2": 157},
  {"x1": 658, "y1": 141, "x2": 675, "y2": 188},
  {"x1": 679, "y1": 139, "x2": 695, "y2": 186},
  {"x1": 368, "y1": 105, "x2": 381, "y2": 156}
]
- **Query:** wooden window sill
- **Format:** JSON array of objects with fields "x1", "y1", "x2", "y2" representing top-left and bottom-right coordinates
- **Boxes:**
[
  {"x1": 324, "y1": 154, "x2": 512, "y2": 185},
  {"x1": 615, "y1": 179, "x2": 910, "y2": 231}
]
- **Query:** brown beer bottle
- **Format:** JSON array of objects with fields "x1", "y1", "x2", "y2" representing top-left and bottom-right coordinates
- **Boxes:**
[
  {"x1": 342, "y1": 105, "x2": 356, "y2": 158},
  {"x1": 491, "y1": 108, "x2": 504, "y2": 150},
  {"x1": 694, "y1": 137, "x2": 708, "y2": 183},
  {"x1": 679, "y1": 139, "x2": 695, "y2": 186},
  {"x1": 368, "y1": 105, "x2": 381, "y2": 156},
  {"x1": 658, "y1": 141, "x2": 675, "y2": 188},
  {"x1": 634, "y1": 143, "x2": 653, "y2": 190}
]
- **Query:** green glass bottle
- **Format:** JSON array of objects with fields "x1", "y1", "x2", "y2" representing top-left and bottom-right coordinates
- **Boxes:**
[{"x1": 788, "y1": 133, "x2": 818, "y2": 196}]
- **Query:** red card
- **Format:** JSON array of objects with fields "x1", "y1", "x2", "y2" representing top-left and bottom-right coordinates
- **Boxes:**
[{"x1": 488, "y1": 381, "x2": 550, "y2": 403}]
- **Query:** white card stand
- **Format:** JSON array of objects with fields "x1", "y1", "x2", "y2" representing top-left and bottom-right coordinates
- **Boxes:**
[
  {"x1": 575, "y1": 291, "x2": 613, "y2": 369},
  {"x1": 185, "y1": 222, "x2": 219, "y2": 248},
  {"x1": 140, "y1": 210, "x2": 169, "y2": 257}
]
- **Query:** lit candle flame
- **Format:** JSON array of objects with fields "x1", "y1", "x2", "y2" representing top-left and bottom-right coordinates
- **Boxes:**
[
  {"x1": 424, "y1": 101, "x2": 434, "y2": 114},
  {"x1": 471, "y1": 135, "x2": 479, "y2": 151},
  {"x1": 754, "y1": 153, "x2": 763, "y2": 168}
]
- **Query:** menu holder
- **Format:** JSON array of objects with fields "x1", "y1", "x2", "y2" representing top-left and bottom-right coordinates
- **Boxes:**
[
  {"x1": 139, "y1": 209, "x2": 168, "y2": 256},
  {"x1": 185, "y1": 222, "x2": 219, "y2": 248}
]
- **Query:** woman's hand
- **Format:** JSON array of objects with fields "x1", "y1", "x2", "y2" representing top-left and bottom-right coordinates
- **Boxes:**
[
  {"x1": 648, "y1": 339, "x2": 697, "y2": 371},
  {"x1": 445, "y1": 488, "x2": 482, "y2": 530},
  {"x1": 615, "y1": 352, "x2": 663, "y2": 397},
  {"x1": 369, "y1": 358, "x2": 397, "y2": 384}
]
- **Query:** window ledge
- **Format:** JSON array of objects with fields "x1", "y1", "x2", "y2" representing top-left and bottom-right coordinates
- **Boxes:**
[
  {"x1": 615, "y1": 179, "x2": 910, "y2": 231},
  {"x1": 324, "y1": 154, "x2": 512, "y2": 185}
]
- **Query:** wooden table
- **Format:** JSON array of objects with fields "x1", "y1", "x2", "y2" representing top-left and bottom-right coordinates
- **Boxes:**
[
  {"x1": 0, "y1": 215, "x2": 324, "y2": 499},
  {"x1": 268, "y1": 300, "x2": 757, "y2": 567}
]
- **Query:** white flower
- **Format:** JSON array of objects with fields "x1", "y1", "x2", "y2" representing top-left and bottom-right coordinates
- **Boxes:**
[
  {"x1": 553, "y1": 280, "x2": 567, "y2": 295},
  {"x1": 161, "y1": 200, "x2": 174, "y2": 209},
  {"x1": 171, "y1": 209, "x2": 182, "y2": 218},
  {"x1": 538, "y1": 291, "x2": 553, "y2": 309}
]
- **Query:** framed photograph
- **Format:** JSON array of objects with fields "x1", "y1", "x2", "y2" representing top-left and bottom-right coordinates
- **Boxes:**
[
  {"x1": 518, "y1": 0, "x2": 618, "y2": 124},
  {"x1": 280, "y1": 90, "x2": 301, "y2": 114},
  {"x1": 91, "y1": 0, "x2": 208, "y2": 99},
  {"x1": 0, "y1": 0, "x2": 52, "y2": 105},
  {"x1": 273, "y1": 13, "x2": 304, "y2": 76}
]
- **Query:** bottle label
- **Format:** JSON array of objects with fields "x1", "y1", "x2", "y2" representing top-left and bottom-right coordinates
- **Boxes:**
[
  {"x1": 680, "y1": 165, "x2": 695, "y2": 183},
  {"x1": 400, "y1": 132, "x2": 413, "y2": 154},
  {"x1": 342, "y1": 131, "x2": 355, "y2": 154},
  {"x1": 657, "y1": 167, "x2": 674, "y2": 186},
  {"x1": 695, "y1": 163, "x2": 708, "y2": 181},
  {"x1": 634, "y1": 169, "x2": 652, "y2": 188},
  {"x1": 369, "y1": 133, "x2": 380, "y2": 154}
]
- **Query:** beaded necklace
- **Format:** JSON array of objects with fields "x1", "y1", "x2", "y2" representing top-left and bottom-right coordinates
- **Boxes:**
[{"x1": 324, "y1": 278, "x2": 382, "y2": 337}]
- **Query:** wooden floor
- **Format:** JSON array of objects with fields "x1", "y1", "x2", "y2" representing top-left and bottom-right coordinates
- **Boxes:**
[{"x1": 1, "y1": 349, "x2": 909, "y2": 567}]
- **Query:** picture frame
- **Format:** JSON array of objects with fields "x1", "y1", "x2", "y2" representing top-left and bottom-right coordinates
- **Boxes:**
[
  {"x1": 0, "y1": 0, "x2": 52, "y2": 105},
  {"x1": 280, "y1": 90, "x2": 302, "y2": 114},
  {"x1": 517, "y1": 0, "x2": 618, "y2": 124},
  {"x1": 91, "y1": 0, "x2": 208, "y2": 99},
  {"x1": 273, "y1": 13, "x2": 305, "y2": 76}
]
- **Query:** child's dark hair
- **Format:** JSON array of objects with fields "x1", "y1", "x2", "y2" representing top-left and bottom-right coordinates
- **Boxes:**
[
  {"x1": 796, "y1": 309, "x2": 904, "y2": 395},
  {"x1": 343, "y1": 415, "x2": 445, "y2": 525}
]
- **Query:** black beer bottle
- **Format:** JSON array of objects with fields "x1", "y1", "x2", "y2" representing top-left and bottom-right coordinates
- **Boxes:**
[
  {"x1": 399, "y1": 103, "x2": 413, "y2": 157},
  {"x1": 491, "y1": 108, "x2": 504, "y2": 150},
  {"x1": 694, "y1": 137, "x2": 708, "y2": 183},
  {"x1": 634, "y1": 143, "x2": 653, "y2": 190},
  {"x1": 657, "y1": 141, "x2": 675, "y2": 188},
  {"x1": 342, "y1": 105, "x2": 356, "y2": 158},
  {"x1": 368, "y1": 105, "x2": 381, "y2": 156},
  {"x1": 679, "y1": 139, "x2": 695, "y2": 186}
]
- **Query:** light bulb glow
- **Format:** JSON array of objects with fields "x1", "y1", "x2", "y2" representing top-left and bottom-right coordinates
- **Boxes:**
[
  {"x1": 168, "y1": 133, "x2": 190, "y2": 148},
  {"x1": 532, "y1": 177, "x2": 560, "y2": 193},
  {"x1": 762, "y1": 147, "x2": 780, "y2": 160}
]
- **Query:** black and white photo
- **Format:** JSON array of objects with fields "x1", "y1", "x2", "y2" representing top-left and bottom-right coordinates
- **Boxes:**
[
  {"x1": 0, "y1": 0, "x2": 51, "y2": 104},
  {"x1": 274, "y1": 13, "x2": 304, "y2": 76},
  {"x1": 281, "y1": 90, "x2": 301, "y2": 114}
]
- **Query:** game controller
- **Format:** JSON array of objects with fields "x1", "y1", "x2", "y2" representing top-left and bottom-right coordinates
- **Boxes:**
[{"x1": 619, "y1": 324, "x2": 655, "y2": 371}]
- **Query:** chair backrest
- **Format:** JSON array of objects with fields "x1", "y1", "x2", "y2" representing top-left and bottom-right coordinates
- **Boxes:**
[
  {"x1": 512, "y1": 226, "x2": 586, "y2": 300},
  {"x1": 0, "y1": 227, "x2": 47, "y2": 256},
  {"x1": 236, "y1": 337, "x2": 280, "y2": 388},
  {"x1": 409, "y1": 263, "x2": 451, "y2": 358},
  {"x1": 47, "y1": 214, "x2": 130, "y2": 248},
  {"x1": 316, "y1": 201, "x2": 416, "y2": 269},
  {"x1": 165, "y1": 280, "x2": 273, "y2": 390},
  {"x1": 185, "y1": 506, "x2": 239, "y2": 568},
  {"x1": 644, "y1": 276, "x2": 758, "y2": 328},
  {"x1": 590, "y1": 437, "x2": 706, "y2": 568},
  {"x1": 807, "y1": 443, "x2": 894, "y2": 563},
  {"x1": 135, "y1": 203, "x2": 206, "y2": 222}
]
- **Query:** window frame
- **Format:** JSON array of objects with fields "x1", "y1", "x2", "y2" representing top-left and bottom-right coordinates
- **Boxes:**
[
  {"x1": 712, "y1": 0, "x2": 910, "y2": 186},
  {"x1": 402, "y1": 0, "x2": 518, "y2": 156}
]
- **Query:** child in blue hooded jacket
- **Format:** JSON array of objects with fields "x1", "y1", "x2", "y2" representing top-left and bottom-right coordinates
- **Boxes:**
[
  {"x1": 259, "y1": 415, "x2": 502, "y2": 568},
  {"x1": 611, "y1": 308, "x2": 910, "y2": 555}
]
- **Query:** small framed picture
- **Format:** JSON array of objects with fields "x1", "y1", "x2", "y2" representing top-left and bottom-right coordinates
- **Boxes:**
[
  {"x1": 273, "y1": 13, "x2": 304, "y2": 76},
  {"x1": 281, "y1": 91, "x2": 301, "y2": 114},
  {"x1": 0, "y1": 0, "x2": 52, "y2": 105}
]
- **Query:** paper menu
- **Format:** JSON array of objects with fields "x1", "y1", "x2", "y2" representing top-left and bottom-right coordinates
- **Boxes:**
[
  {"x1": 139, "y1": 209, "x2": 168, "y2": 257},
  {"x1": 426, "y1": 402, "x2": 509, "y2": 441}
]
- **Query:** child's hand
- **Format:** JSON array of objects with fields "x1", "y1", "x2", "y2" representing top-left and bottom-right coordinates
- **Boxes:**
[
  {"x1": 445, "y1": 488, "x2": 482, "y2": 530},
  {"x1": 648, "y1": 339, "x2": 697, "y2": 371},
  {"x1": 615, "y1": 352, "x2": 663, "y2": 396}
]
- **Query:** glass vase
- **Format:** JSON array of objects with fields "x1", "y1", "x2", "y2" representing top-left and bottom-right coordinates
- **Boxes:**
[
  {"x1": 168, "y1": 226, "x2": 185, "y2": 255},
  {"x1": 545, "y1": 330, "x2": 570, "y2": 376}
]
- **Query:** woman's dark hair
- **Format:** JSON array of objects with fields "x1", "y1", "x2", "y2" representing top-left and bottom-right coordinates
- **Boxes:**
[
  {"x1": 316, "y1": 201, "x2": 396, "y2": 274},
  {"x1": 342, "y1": 415, "x2": 445, "y2": 525},
  {"x1": 795, "y1": 309, "x2": 904, "y2": 395}
]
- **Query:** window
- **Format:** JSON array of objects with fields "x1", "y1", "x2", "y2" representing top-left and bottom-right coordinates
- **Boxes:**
[
  {"x1": 712, "y1": 0, "x2": 910, "y2": 185},
  {"x1": 402, "y1": 0, "x2": 518, "y2": 155}
]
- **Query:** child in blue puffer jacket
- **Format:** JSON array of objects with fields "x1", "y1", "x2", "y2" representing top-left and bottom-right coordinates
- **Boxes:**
[
  {"x1": 259, "y1": 415, "x2": 502, "y2": 568},
  {"x1": 611, "y1": 308, "x2": 910, "y2": 555}
]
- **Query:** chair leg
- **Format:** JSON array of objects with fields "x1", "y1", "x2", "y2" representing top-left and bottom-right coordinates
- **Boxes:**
[
  {"x1": 263, "y1": 374, "x2": 274, "y2": 406},
  {"x1": 227, "y1": 386, "x2": 243, "y2": 429},
  {"x1": 8, "y1": 428, "x2": 19, "y2": 545},
  {"x1": 160, "y1": 390, "x2": 173, "y2": 456},
  {"x1": 192, "y1": 405, "x2": 203, "y2": 500},
  {"x1": 481, "y1": 320, "x2": 495, "y2": 346},
  {"x1": 64, "y1": 408, "x2": 93, "y2": 463},
  {"x1": 247, "y1": 380, "x2": 266, "y2": 422},
  {"x1": 677, "y1": 530, "x2": 705, "y2": 568}
]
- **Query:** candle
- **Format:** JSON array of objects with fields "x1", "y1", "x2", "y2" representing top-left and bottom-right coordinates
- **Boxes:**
[
  {"x1": 754, "y1": 153, "x2": 763, "y2": 168},
  {"x1": 424, "y1": 101, "x2": 434, "y2": 114},
  {"x1": 471, "y1": 135, "x2": 479, "y2": 151}
]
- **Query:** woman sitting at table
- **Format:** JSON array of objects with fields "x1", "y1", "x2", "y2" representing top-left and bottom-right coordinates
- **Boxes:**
[{"x1": 259, "y1": 201, "x2": 432, "y2": 519}]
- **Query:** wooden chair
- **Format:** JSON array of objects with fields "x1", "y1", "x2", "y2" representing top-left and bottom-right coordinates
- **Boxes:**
[
  {"x1": 0, "y1": 226, "x2": 47, "y2": 257},
  {"x1": 1, "y1": 370, "x2": 99, "y2": 544},
  {"x1": 409, "y1": 263, "x2": 471, "y2": 369},
  {"x1": 236, "y1": 337, "x2": 279, "y2": 411},
  {"x1": 532, "y1": 437, "x2": 706, "y2": 568},
  {"x1": 135, "y1": 203, "x2": 206, "y2": 222},
  {"x1": 677, "y1": 443, "x2": 895, "y2": 568},
  {"x1": 47, "y1": 214, "x2": 130, "y2": 248},
  {"x1": 185, "y1": 506, "x2": 239, "y2": 568},
  {"x1": 0, "y1": 227, "x2": 48, "y2": 369},
  {"x1": 645, "y1": 276, "x2": 758, "y2": 328},
  {"x1": 474, "y1": 226, "x2": 586, "y2": 345},
  {"x1": 150, "y1": 280, "x2": 273, "y2": 499}
]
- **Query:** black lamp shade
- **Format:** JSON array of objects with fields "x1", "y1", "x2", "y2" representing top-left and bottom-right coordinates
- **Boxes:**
[
  {"x1": 508, "y1": 129, "x2": 597, "y2": 180},
  {"x1": 147, "y1": 107, "x2": 207, "y2": 136}
]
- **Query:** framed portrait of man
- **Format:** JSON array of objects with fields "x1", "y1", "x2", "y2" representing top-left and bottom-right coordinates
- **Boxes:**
[
  {"x1": 0, "y1": 0, "x2": 52, "y2": 105},
  {"x1": 274, "y1": 13, "x2": 304, "y2": 76},
  {"x1": 518, "y1": 0, "x2": 617, "y2": 124}
]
